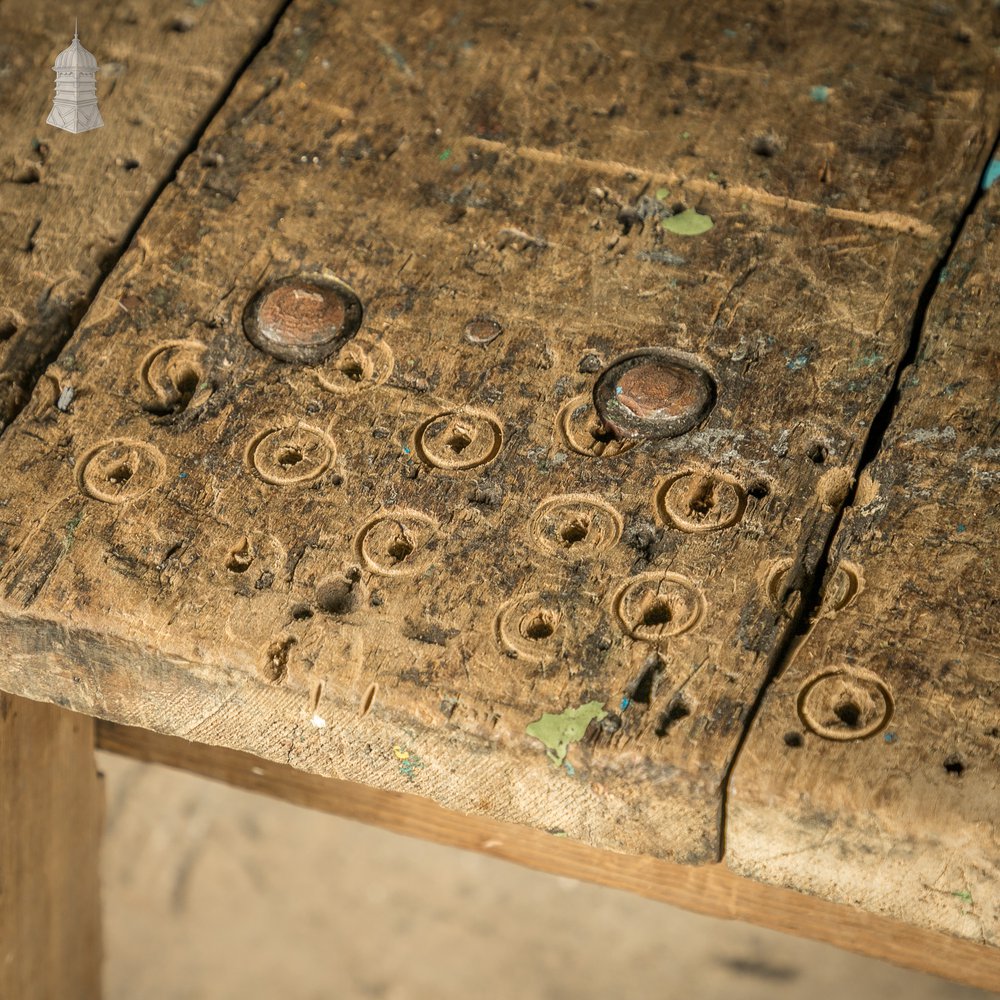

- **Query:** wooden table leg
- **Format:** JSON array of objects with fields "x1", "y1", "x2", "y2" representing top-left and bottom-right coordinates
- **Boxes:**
[{"x1": 1, "y1": 694, "x2": 102, "y2": 1000}]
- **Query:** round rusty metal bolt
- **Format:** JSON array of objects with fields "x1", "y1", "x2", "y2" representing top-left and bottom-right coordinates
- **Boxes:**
[
  {"x1": 243, "y1": 273, "x2": 363, "y2": 364},
  {"x1": 592, "y1": 349, "x2": 715, "y2": 439}
]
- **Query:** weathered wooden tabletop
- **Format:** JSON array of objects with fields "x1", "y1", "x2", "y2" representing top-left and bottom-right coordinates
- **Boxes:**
[{"x1": 1, "y1": 0, "x2": 997, "y2": 989}]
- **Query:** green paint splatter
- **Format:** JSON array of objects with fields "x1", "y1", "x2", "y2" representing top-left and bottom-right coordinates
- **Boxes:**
[
  {"x1": 680, "y1": 130, "x2": 691, "y2": 140},
  {"x1": 527, "y1": 701, "x2": 607, "y2": 766},
  {"x1": 655, "y1": 186, "x2": 670, "y2": 201},
  {"x1": 63, "y1": 510, "x2": 84, "y2": 553},
  {"x1": 809, "y1": 85, "x2": 830, "y2": 103},
  {"x1": 953, "y1": 890, "x2": 973, "y2": 905},
  {"x1": 392, "y1": 744, "x2": 424, "y2": 781},
  {"x1": 438, "y1": 148, "x2": 452, "y2": 161},
  {"x1": 662, "y1": 208, "x2": 714, "y2": 236}
]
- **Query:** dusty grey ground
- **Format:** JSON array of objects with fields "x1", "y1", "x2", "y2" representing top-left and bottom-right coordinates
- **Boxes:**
[{"x1": 99, "y1": 752, "x2": 997, "y2": 1000}]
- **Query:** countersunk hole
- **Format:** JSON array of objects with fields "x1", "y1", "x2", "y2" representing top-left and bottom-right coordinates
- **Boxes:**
[
  {"x1": 655, "y1": 698, "x2": 690, "y2": 737},
  {"x1": 747, "y1": 480, "x2": 770, "y2": 499},
  {"x1": 107, "y1": 463, "x2": 133, "y2": 485},
  {"x1": 291, "y1": 604, "x2": 313, "y2": 621},
  {"x1": 445, "y1": 426, "x2": 473, "y2": 454},
  {"x1": 784, "y1": 731, "x2": 804, "y2": 747},
  {"x1": 276, "y1": 446, "x2": 303, "y2": 468},
  {"x1": 387, "y1": 536, "x2": 414, "y2": 563},
  {"x1": 521, "y1": 610, "x2": 556, "y2": 641},
  {"x1": 360, "y1": 682, "x2": 378, "y2": 717},
  {"x1": 751, "y1": 134, "x2": 779, "y2": 157},
  {"x1": 807, "y1": 442, "x2": 828, "y2": 464},
  {"x1": 943, "y1": 754, "x2": 965, "y2": 777},
  {"x1": 559, "y1": 517, "x2": 590, "y2": 546},
  {"x1": 13, "y1": 166, "x2": 40, "y2": 184},
  {"x1": 833, "y1": 700, "x2": 861, "y2": 728},
  {"x1": 639, "y1": 594, "x2": 672, "y2": 628}
]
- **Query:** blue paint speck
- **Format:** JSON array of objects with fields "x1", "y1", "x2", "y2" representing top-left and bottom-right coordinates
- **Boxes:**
[
  {"x1": 615, "y1": 385, "x2": 623, "y2": 395},
  {"x1": 884, "y1": 732, "x2": 897, "y2": 744},
  {"x1": 620, "y1": 697, "x2": 630, "y2": 711},
  {"x1": 403, "y1": 446, "x2": 411, "y2": 454},
  {"x1": 809, "y1": 85, "x2": 830, "y2": 103},
  {"x1": 981, "y1": 159, "x2": 1000, "y2": 191},
  {"x1": 178, "y1": 472, "x2": 188, "y2": 479},
  {"x1": 787, "y1": 351, "x2": 810, "y2": 371},
  {"x1": 956, "y1": 524, "x2": 966, "y2": 533},
  {"x1": 722, "y1": 28, "x2": 737, "y2": 38},
  {"x1": 563, "y1": 761, "x2": 576, "y2": 777}
]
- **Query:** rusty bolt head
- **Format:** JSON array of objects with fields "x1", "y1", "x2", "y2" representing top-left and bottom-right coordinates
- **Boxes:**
[
  {"x1": 243, "y1": 273, "x2": 363, "y2": 364},
  {"x1": 592, "y1": 349, "x2": 716, "y2": 439}
]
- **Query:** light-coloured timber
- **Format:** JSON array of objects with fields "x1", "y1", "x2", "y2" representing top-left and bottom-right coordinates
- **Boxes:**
[
  {"x1": 0, "y1": 0, "x2": 996, "y2": 871},
  {"x1": 1, "y1": 695, "x2": 102, "y2": 1000},
  {"x1": 728, "y1": 183, "x2": 1000, "y2": 946}
]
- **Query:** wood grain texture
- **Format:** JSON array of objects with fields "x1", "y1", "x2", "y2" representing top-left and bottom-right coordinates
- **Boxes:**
[
  {"x1": 0, "y1": 0, "x2": 997, "y2": 869},
  {"x1": 97, "y1": 719, "x2": 1000, "y2": 992},
  {"x1": 727, "y1": 185, "x2": 1000, "y2": 947},
  {"x1": 1, "y1": 695, "x2": 102, "y2": 1000},
  {"x1": 0, "y1": 0, "x2": 289, "y2": 427}
]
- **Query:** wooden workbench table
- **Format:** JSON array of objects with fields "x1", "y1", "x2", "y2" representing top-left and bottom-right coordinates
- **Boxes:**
[{"x1": 1, "y1": 1, "x2": 997, "y2": 995}]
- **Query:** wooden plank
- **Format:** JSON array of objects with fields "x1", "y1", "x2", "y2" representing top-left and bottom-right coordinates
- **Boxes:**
[
  {"x1": 1, "y1": 695, "x2": 102, "y2": 1000},
  {"x1": 97, "y1": 719, "x2": 1000, "y2": 992},
  {"x1": 727, "y1": 182, "x2": 1000, "y2": 945},
  {"x1": 0, "y1": 0, "x2": 289, "y2": 427},
  {"x1": 0, "y1": 0, "x2": 996, "y2": 871}
]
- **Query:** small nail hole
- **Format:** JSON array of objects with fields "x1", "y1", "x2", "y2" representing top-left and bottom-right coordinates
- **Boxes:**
[
  {"x1": 751, "y1": 135, "x2": 779, "y2": 157},
  {"x1": 559, "y1": 517, "x2": 589, "y2": 546},
  {"x1": 387, "y1": 537, "x2": 414, "y2": 563},
  {"x1": 276, "y1": 446, "x2": 303, "y2": 468},
  {"x1": 655, "y1": 698, "x2": 690, "y2": 737},
  {"x1": 943, "y1": 754, "x2": 965, "y2": 777},
  {"x1": 13, "y1": 166, "x2": 40, "y2": 184},
  {"x1": 747, "y1": 480, "x2": 770, "y2": 499},
  {"x1": 291, "y1": 604, "x2": 313, "y2": 621},
  {"x1": 121, "y1": 159, "x2": 140, "y2": 171},
  {"x1": 784, "y1": 731, "x2": 803, "y2": 747},
  {"x1": 107, "y1": 463, "x2": 133, "y2": 485},
  {"x1": 807, "y1": 442, "x2": 828, "y2": 464},
  {"x1": 834, "y1": 700, "x2": 861, "y2": 728},
  {"x1": 522, "y1": 611, "x2": 555, "y2": 640}
]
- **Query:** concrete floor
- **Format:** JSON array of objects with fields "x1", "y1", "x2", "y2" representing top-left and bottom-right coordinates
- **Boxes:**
[{"x1": 100, "y1": 752, "x2": 997, "y2": 1000}]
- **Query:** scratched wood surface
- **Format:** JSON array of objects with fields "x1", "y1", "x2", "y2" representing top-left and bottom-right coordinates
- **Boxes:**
[
  {"x1": 97, "y1": 719, "x2": 1000, "y2": 992},
  {"x1": 0, "y1": 0, "x2": 997, "y2": 873},
  {"x1": 728, "y1": 181, "x2": 1000, "y2": 946},
  {"x1": 1, "y1": 695, "x2": 102, "y2": 1000},
  {"x1": 0, "y1": 0, "x2": 288, "y2": 428}
]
